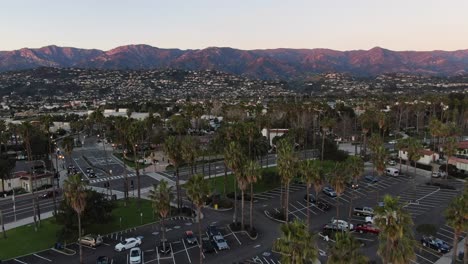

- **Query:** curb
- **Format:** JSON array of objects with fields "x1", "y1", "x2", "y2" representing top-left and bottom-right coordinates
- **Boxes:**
[
  {"x1": 263, "y1": 210, "x2": 286, "y2": 223},
  {"x1": 204, "y1": 205, "x2": 233, "y2": 212},
  {"x1": 226, "y1": 223, "x2": 258, "y2": 241}
]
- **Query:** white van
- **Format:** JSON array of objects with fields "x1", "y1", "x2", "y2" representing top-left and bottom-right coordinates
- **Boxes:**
[{"x1": 386, "y1": 167, "x2": 399, "y2": 177}]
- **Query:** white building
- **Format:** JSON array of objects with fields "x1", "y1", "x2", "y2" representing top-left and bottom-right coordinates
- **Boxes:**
[
  {"x1": 262, "y1": 128, "x2": 289, "y2": 146},
  {"x1": 398, "y1": 149, "x2": 439, "y2": 165}
]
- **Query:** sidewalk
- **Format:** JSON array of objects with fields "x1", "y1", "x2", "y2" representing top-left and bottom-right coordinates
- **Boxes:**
[
  {"x1": 434, "y1": 237, "x2": 465, "y2": 264},
  {"x1": 4, "y1": 211, "x2": 54, "y2": 231}
]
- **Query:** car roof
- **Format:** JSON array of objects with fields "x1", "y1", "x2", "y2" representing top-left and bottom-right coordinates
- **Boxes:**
[{"x1": 186, "y1": 230, "x2": 193, "y2": 235}]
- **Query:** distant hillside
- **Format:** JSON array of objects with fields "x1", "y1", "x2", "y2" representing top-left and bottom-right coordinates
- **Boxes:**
[{"x1": 1, "y1": 45, "x2": 467, "y2": 79}]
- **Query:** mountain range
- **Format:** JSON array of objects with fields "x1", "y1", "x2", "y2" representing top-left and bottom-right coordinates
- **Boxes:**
[{"x1": 1, "y1": 45, "x2": 467, "y2": 79}]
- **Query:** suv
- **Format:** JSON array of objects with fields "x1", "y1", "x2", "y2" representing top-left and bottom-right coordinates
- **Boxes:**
[
  {"x1": 207, "y1": 225, "x2": 221, "y2": 238},
  {"x1": 79, "y1": 234, "x2": 103, "y2": 247}
]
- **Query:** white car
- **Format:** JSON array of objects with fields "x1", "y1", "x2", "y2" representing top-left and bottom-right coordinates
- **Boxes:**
[
  {"x1": 365, "y1": 216, "x2": 374, "y2": 224},
  {"x1": 114, "y1": 237, "x2": 142, "y2": 252},
  {"x1": 129, "y1": 247, "x2": 142, "y2": 264},
  {"x1": 331, "y1": 219, "x2": 353, "y2": 230}
]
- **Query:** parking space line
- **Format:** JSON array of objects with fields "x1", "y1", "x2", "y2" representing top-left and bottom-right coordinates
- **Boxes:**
[
  {"x1": 33, "y1": 254, "x2": 52, "y2": 262},
  {"x1": 418, "y1": 245, "x2": 445, "y2": 258},
  {"x1": 337, "y1": 195, "x2": 349, "y2": 203},
  {"x1": 295, "y1": 200, "x2": 318, "y2": 215},
  {"x1": 289, "y1": 203, "x2": 307, "y2": 216},
  {"x1": 416, "y1": 253, "x2": 436, "y2": 264},
  {"x1": 181, "y1": 238, "x2": 192, "y2": 263},
  {"x1": 436, "y1": 232, "x2": 453, "y2": 240},
  {"x1": 170, "y1": 243, "x2": 176, "y2": 263},
  {"x1": 263, "y1": 257, "x2": 272, "y2": 264},
  {"x1": 14, "y1": 259, "x2": 28, "y2": 264}
]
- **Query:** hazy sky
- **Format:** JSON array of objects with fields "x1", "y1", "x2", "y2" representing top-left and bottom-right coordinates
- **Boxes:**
[{"x1": 1, "y1": 0, "x2": 467, "y2": 51}]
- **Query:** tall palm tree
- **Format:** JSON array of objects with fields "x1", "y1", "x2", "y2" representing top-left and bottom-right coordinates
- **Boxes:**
[
  {"x1": 181, "y1": 136, "x2": 199, "y2": 176},
  {"x1": 320, "y1": 117, "x2": 336, "y2": 161},
  {"x1": 327, "y1": 232, "x2": 368, "y2": 264},
  {"x1": 372, "y1": 145, "x2": 388, "y2": 177},
  {"x1": 444, "y1": 136, "x2": 458, "y2": 179},
  {"x1": 406, "y1": 137, "x2": 423, "y2": 178},
  {"x1": 148, "y1": 180, "x2": 173, "y2": 253},
  {"x1": 374, "y1": 195, "x2": 415, "y2": 264},
  {"x1": 429, "y1": 118, "x2": 443, "y2": 151},
  {"x1": 396, "y1": 138, "x2": 409, "y2": 173},
  {"x1": 300, "y1": 160, "x2": 321, "y2": 230},
  {"x1": 224, "y1": 141, "x2": 244, "y2": 224},
  {"x1": 346, "y1": 156, "x2": 364, "y2": 220},
  {"x1": 0, "y1": 120, "x2": 8, "y2": 155},
  {"x1": 63, "y1": 174, "x2": 87, "y2": 264},
  {"x1": 445, "y1": 193, "x2": 468, "y2": 264},
  {"x1": 359, "y1": 109, "x2": 376, "y2": 156},
  {"x1": 62, "y1": 136, "x2": 75, "y2": 166},
  {"x1": 329, "y1": 162, "x2": 349, "y2": 218},
  {"x1": 128, "y1": 121, "x2": 144, "y2": 206},
  {"x1": 237, "y1": 166, "x2": 249, "y2": 231},
  {"x1": 115, "y1": 117, "x2": 130, "y2": 201},
  {"x1": 277, "y1": 138, "x2": 298, "y2": 222},
  {"x1": 39, "y1": 114, "x2": 57, "y2": 215},
  {"x1": 163, "y1": 135, "x2": 183, "y2": 209},
  {"x1": 244, "y1": 160, "x2": 261, "y2": 230},
  {"x1": 273, "y1": 219, "x2": 318, "y2": 264},
  {"x1": 185, "y1": 174, "x2": 210, "y2": 264}
]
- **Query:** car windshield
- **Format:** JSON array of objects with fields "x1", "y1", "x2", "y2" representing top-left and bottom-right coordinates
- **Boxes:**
[
  {"x1": 121, "y1": 240, "x2": 127, "y2": 245},
  {"x1": 435, "y1": 239, "x2": 445, "y2": 245},
  {"x1": 130, "y1": 250, "x2": 140, "y2": 257}
]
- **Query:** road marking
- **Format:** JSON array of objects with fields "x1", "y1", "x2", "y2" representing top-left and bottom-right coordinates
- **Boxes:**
[
  {"x1": 254, "y1": 244, "x2": 261, "y2": 248},
  {"x1": 296, "y1": 200, "x2": 318, "y2": 215},
  {"x1": 289, "y1": 203, "x2": 307, "y2": 217},
  {"x1": 182, "y1": 238, "x2": 192, "y2": 263},
  {"x1": 170, "y1": 243, "x2": 176, "y2": 263},
  {"x1": 14, "y1": 259, "x2": 28, "y2": 264},
  {"x1": 416, "y1": 252, "x2": 437, "y2": 263}
]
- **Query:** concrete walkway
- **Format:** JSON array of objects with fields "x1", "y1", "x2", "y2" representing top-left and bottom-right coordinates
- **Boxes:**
[{"x1": 434, "y1": 237, "x2": 465, "y2": 264}]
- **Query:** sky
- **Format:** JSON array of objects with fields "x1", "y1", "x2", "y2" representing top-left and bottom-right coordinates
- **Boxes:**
[{"x1": 1, "y1": 0, "x2": 467, "y2": 51}]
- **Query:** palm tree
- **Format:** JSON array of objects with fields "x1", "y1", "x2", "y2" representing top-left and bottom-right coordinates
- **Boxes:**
[
  {"x1": 445, "y1": 193, "x2": 468, "y2": 264},
  {"x1": 181, "y1": 136, "x2": 199, "y2": 176},
  {"x1": 359, "y1": 109, "x2": 376, "y2": 156},
  {"x1": 236, "y1": 166, "x2": 249, "y2": 231},
  {"x1": 148, "y1": 180, "x2": 173, "y2": 253},
  {"x1": 128, "y1": 121, "x2": 144, "y2": 206},
  {"x1": 327, "y1": 232, "x2": 368, "y2": 264},
  {"x1": 311, "y1": 163, "x2": 325, "y2": 204},
  {"x1": 185, "y1": 174, "x2": 210, "y2": 264},
  {"x1": 372, "y1": 145, "x2": 388, "y2": 177},
  {"x1": 62, "y1": 136, "x2": 75, "y2": 166},
  {"x1": 224, "y1": 141, "x2": 244, "y2": 224},
  {"x1": 273, "y1": 219, "x2": 318, "y2": 264},
  {"x1": 39, "y1": 114, "x2": 57, "y2": 215},
  {"x1": 300, "y1": 160, "x2": 321, "y2": 230},
  {"x1": 444, "y1": 136, "x2": 458, "y2": 179},
  {"x1": 374, "y1": 195, "x2": 415, "y2": 264},
  {"x1": 244, "y1": 160, "x2": 261, "y2": 230},
  {"x1": 396, "y1": 138, "x2": 408, "y2": 173},
  {"x1": 0, "y1": 120, "x2": 8, "y2": 155},
  {"x1": 163, "y1": 135, "x2": 183, "y2": 209},
  {"x1": 63, "y1": 174, "x2": 87, "y2": 264},
  {"x1": 406, "y1": 137, "x2": 423, "y2": 178},
  {"x1": 329, "y1": 162, "x2": 349, "y2": 218},
  {"x1": 320, "y1": 117, "x2": 336, "y2": 161},
  {"x1": 429, "y1": 118, "x2": 443, "y2": 151},
  {"x1": 277, "y1": 138, "x2": 298, "y2": 222},
  {"x1": 346, "y1": 156, "x2": 364, "y2": 220}
]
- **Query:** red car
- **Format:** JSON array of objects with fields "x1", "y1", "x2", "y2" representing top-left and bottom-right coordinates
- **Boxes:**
[{"x1": 355, "y1": 224, "x2": 380, "y2": 234}]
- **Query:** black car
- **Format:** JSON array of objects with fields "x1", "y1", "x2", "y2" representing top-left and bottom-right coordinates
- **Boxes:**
[
  {"x1": 303, "y1": 194, "x2": 316, "y2": 203},
  {"x1": 207, "y1": 225, "x2": 221, "y2": 238},
  {"x1": 346, "y1": 180, "x2": 359, "y2": 189},
  {"x1": 88, "y1": 172, "x2": 96, "y2": 178},
  {"x1": 421, "y1": 236, "x2": 451, "y2": 253},
  {"x1": 316, "y1": 200, "x2": 331, "y2": 211},
  {"x1": 364, "y1": 175, "x2": 379, "y2": 183},
  {"x1": 96, "y1": 256, "x2": 111, "y2": 264},
  {"x1": 40, "y1": 190, "x2": 58, "y2": 199},
  {"x1": 202, "y1": 237, "x2": 215, "y2": 253}
]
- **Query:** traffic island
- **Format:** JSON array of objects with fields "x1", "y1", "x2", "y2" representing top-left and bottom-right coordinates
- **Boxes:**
[{"x1": 264, "y1": 208, "x2": 287, "y2": 223}]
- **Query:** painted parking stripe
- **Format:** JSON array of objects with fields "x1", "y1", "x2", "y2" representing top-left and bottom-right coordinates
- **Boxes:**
[
  {"x1": 181, "y1": 238, "x2": 192, "y2": 263},
  {"x1": 418, "y1": 245, "x2": 445, "y2": 258},
  {"x1": 296, "y1": 200, "x2": 318, "y2": 215},
  {"x1": 415, "y1": 253, "x2": 436, "y2": 264},
  {"x1": 289, "y1": 203, "x2": 307, "y2": 217},
  {"x1": 33, "y1": 254, "x2": 52, "y2": 262},
  {"x1": 14, "y1": 260, "x2": 28, "y2": 264},
  {"x1": 337, "y1": 195, "x2": 349, "y2": 203},
  {"x1": 436, "y1": 232, "x2": 453, "y2": 240}
]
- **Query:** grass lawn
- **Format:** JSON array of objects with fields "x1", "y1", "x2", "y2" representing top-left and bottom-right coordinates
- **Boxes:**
[
  {"x1": 0, "y1": 198, "x2": 155, "y2": 260},
  {"x1": 114, "y1": 153, "x2": 151, "y2": 170}
]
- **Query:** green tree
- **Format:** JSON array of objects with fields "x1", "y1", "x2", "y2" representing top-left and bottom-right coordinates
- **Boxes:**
[
  {"x1": 185, "y1": 174, "x2": 210, "y2": 264},
  {"x1": 148, "y1": 180, "x2": 173, "y2": 253},
  {"x1": 63, "y1": 174, "x2": 87, "y2": 264},
  {"x1": 374, "y1": 195, "x2": 415, "y2": 264},
  {"x1": 273, "y1": 219, "x2": 318, "y2": 264},
  {"x1": 406, "y1": 137, "x2": 423, "y2": 177},
  {"x1": 181, "y1": 136, "x2": 200, "y2": 176},
  {"x1": 224, "y1": 141, "x2": 244, "y2": 223},
  {"x1": 244, "y1": 160, "x2": 261, "y2": 230},
  {"x1": 445, "y1": 193, "x2": 468, "y2": 264},
  {"x1": 61, "y1": 136, "x2": 75, "y2": 165},
  {"x1": 163, "y1": 135, "x2": 183, "y2": 209},
  {"x1": 327, "y1": 232, "x2": 368, "y2": 264},
  {"x1": 277, "y1": 138, "x2": 298, "y2": 222},
  {"x1": 444, "y1": 136, "x2": 458, "y2": 179},
  {"x1": 300, "y1": 160, "x2": 321, "y2": 230},
  {"x1": 329, "y1": 162, "x2": 349, "y2": 217},
  {"x1": 0, "y1": 156, "x2": 15, "y2": 193},
  {"x1": 128, "y1": 121, "x2": 144, "y2": 206},
  {"x1": 346, "y1": 156, "x2": 364, "y2": 220},
  {"x1": 321, "y1": 117, "x2": 336, "y2": 161}
]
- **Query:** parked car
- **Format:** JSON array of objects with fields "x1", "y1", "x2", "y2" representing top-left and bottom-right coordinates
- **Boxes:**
[
  {"x1": 207, "y1": 225, "x2": 221, "y2": 238},
  {"x1": 387, "y1": 160, "x2": 397, "y2": 166},
  {"x1": 421, "y1": 236, "x2": 452, "y2": 253},
  {"x1": 316, "y1": 200, "x2": 331, "y2": 211},
  {"x1": 202, "y1": 237, "x2": 215, "y2": 253},
  {"x1": 212, "y1": 235, "x2": 229, "y2": 250},
  {"x1": 330, "y1": 219, "x2": 353, "y2": 230},
  {"x1": 88, "y1": 172, "x2": 96, "y2": 178},
  {"x1": 303, "y1": 194, "x2": 316, "y2": 203},
  {"x1": 364, "y1": 175, "x2": 379, "y2": 183},
  {"x1": 86, "y1": 167, "x2": 93, "y2": 173},
  {"x1": 129, "y1": 247, "x2": 142, "y2": 264},
  {"x1": 185, "y1": 231, "x2": 197, "y2": 245},
  {"x1": 365, "y1": 216, "x2": 374, "y2": 224},
  {"x1": 40, "y1": 190, "x2": 58, "y2": 199},
  {"x1": 96, "y1": 256, "x2": 111, "y2": 264},
  {"x1": 346, "y1": 180, "x2": 359, "y2": 190},
  {"x1": 114, "y1": 237, "x2": 142, "y2": 252},
  {"x1": 353, "y1": 207, "x2": 374, "y2": 217},
  {"x1": 388, "y1": 140, "x2": 397, "y2": 144},
  {"x1": 79, "y1": 234, "x2": 103, "y2": 247},
  {"x1": 386, "y1": 167, "x2": 399, "y2": 177},
  {"x1": 322, "y1": 187, "x2": 337, "y2": 197},
  {"x1": 323, "y1": 223, "x2": 343, "y2": 232},
  {"x1": 355, "y1": 224, "x2": 380, "y2": 234}
]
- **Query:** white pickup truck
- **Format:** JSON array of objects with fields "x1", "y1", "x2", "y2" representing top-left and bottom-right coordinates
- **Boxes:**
[{"x1": 353, "y1": 207, "x2": 374, "y2": 216}]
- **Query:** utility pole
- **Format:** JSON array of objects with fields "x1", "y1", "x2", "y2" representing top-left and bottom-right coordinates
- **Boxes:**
[
  {"x1": 101, "y1": 132, "x2": 112, "y2": 196},
  {"x1": 0, "y1": 209, "x2": 6, "y2": 238}
]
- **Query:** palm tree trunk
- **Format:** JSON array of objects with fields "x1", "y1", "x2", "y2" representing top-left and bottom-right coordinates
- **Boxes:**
[
  {"x1": 336, "y1": 195, "x2": 339, "y2": 218},
  {"x1": 162, "y1": 216, "x2": 166, "y2": 252},
  {"x1": 241, "y1": 189, "x2": 245, "y2": 230},
  {"x1": 223, "y1": 164, "x2": 227, "y2": 197},
  {"x1": 176, "y1": 167, "x2": 181, "y2": 209},
  {"x1": 233, "y1": 177, "x2": 237, "y2": 223},
  {"x1": 321, "y1": 133, "x2": 325, "y2": 161},
  {"x1": 385, "y1": 237, "x2": 391, "y2": 264},
  {"x1": 32, "y1": 198, "x2": 37, "y2": 231},
  {"x1": 78, "y1": 213, "x2": 83, "y2": 264},
  {"x1": 133, "y1": 147, "x2": 141, "y2": 207},
  {"x1": 197, "y1": 207, "x2": 203, "y2": 264},
  {"x1": 348, "y1": 189, "x2": 354, "y2": 223},
  {"x1": 452, "y1": 231, "x2": 459, "y2": 264},
  {"x1": 284, "y1": 182, "x2": 290, "y2": 222},
  {"x1": 249, "y1": 183, "x2": 254, "y2": 230},
  {"x1": 306, "y1": 185, "x2": 310, "y2": 230}
]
